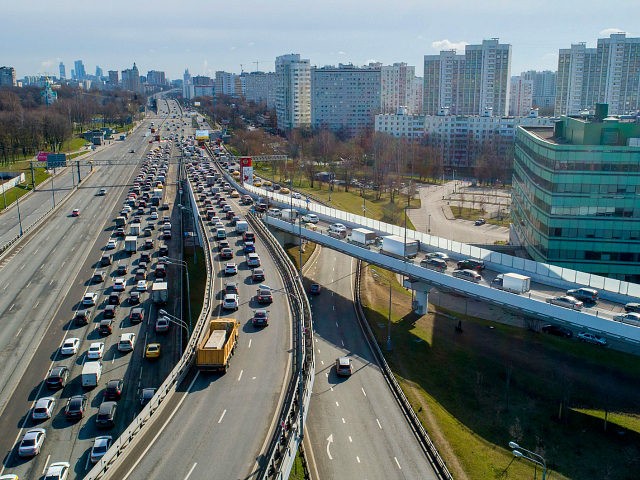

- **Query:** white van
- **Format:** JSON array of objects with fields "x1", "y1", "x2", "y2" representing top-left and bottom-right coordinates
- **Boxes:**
[
  {"x1": 216, "y1": 228, "x2": 227, "y2": 240},
  {"x1": 236, "y1": 220, "x2": 249, "y2": 234},
  {"x1": 81, "y1": 361, "x2": 103, "y2": 388}
]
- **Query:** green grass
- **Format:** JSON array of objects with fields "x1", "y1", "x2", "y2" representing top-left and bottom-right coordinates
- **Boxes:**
[
  {"x1": 289, "y1": 449, "x2": 308, "y2": 480},
  {"x1": 450, "y1": 205, "x2": 511, "y2": 227},
  {"x1": 61, "y1": 137, "x2": 87, "y2": 152},
  {"x1": 285, "y1": 242, "x2": 316, "y2": 271},
  {"x1": 0, "y1": 161, "x2": 51, "y2": 211},
  {"x1": 359, "y1": 264, "x2": 640, "y2": 480},
  {"x1": 184, "y1": 247, "x2": 207, "y2": 335}
]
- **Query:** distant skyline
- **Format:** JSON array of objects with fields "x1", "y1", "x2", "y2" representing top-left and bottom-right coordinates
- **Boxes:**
[{"x1": 2, "y1": 1, "x2": 638, "y2": 80}]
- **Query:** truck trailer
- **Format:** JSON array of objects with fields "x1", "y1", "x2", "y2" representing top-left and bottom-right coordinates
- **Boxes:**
[
  {"x1": 380, "y1": 235, "x2": 420, "y2": 259},
  {"x1": 196, "y1": 319, "x2": 239, "y2": 372},
  {"x1": 348, "y1": 228, "x2": 377, "y2": 247},
  {"x1": 125, "y1": 236, "x2": 138, "y2": 254},
  {"x1": 491, "y1": 273, "x2": 531, "y2": 294}
]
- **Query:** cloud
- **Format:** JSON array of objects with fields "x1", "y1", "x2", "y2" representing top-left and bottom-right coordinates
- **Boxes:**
[
  {"x1": 40, "y1": 59, "x2": 54, "y2": 73},
  {"x1": 338, "y1": 51, "x2": 346, "y2": 55},
  {"x1": 431, "y1": 39, "x2": 468, "y2": 52},
  {"x1": 247, "y1": 41, "x2": 255, "y2": 47},
  {"x1": 599, "y1": 27, "x2": 627, "y2": 37}
]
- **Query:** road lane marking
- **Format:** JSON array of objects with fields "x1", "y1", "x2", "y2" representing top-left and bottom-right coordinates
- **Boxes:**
[
  {"x1": 317, "y1": 348, "x2": 320, "y2": 354},
  {"x1": 185, "y1": 463, "x2": 197, "y2": 480},
  {"x1": 218, "y1": 409, "x2": 227, "y2": 423},
  {"x1": 326, "y1": 434, "x2": 334, "y2": 460},
  {"x1": 335, "y1": 401, "x2": 339, "y2": 407},
  {"x1": 356, "y1": 456, "x2": 361, "y2": 463},
  {"x1": 237, "y1": 370, "x2": 243, "y2": 382},
  {"x1": 394, "y1": 457, "x2": 402, "y2": 469},
  {"x1": 85, "y1": 450, "x2": 91, "y2": 470},
  {"x1": 34, "y1": 248, "x2": 39, "y2": 255},
  {"x1": 42, "y1": 455, "x2": 51, "y2": 474},
  {"x1": 26, "y1": 281, "x2": 32, "y2": 288},
  {"x1": 320, "y1": 360, "x2": 324, "y2": 365},
  {"x1": 9, "y1": 303, "x2": 14, "y2": 311},
  {"x1": 15, "y1": 328, "x2": 22, "y2": 337},
  {"x1": 33, "y1": 300, "x2": 40, "y2": 309},
  {"x1": 341, "y1": 340, "x2": 344, "y2": 347},
  {"x1": 342, "y1": 417, "x2": 346, "y2": 424},
  {"x1": 335, "y1": 322, "x2": 338, "y2": 327},
  {"x1": 325, "y1": 372, "x2": 329, "y2": 378},
  {"x1": 333, "y1": 306, "x2": 336, "y2": 311},
  {"x1": 49, "y1": 280, "x2": 54, "y2": 286},
  {"x1": 248, "y1": 338, "x2": 252, "y2": 349},
  {"x1": 376, "y1": 418, "x2": 382, "y2": 429},
  {"x1": 361, "y1": 387, "x2": 367, "y2": 397},
  {"x1": 20, "y1": 263, "x2": 25, "y2": 271},
  {"x1": 348, "y1": 436, "x2": 352, "y2": 442},
  {"x1": 330, "y1": 386, "x2": 333, "y2": 391}
]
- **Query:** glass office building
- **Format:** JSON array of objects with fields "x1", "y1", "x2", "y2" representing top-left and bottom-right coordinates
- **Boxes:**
[{"x1": 512, "y1": 105, "x2": 640, "y2": 281}]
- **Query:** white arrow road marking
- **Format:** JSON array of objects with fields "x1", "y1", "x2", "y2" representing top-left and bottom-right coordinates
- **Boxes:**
[
  {"x1": 326, "y1": 434, "x2": 334, "y2": 460},
  {"x1": 394, "y1": 457, "x2": 402, "y2": 469}
]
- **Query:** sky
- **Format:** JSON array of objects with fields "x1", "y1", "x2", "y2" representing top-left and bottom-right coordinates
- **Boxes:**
[{"x1": 2, "y1": 0, "x2": 639, "y2": 80}]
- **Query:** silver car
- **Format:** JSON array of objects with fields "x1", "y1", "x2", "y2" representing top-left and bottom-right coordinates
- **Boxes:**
[
  {"x1": 32, "y1": 397, "x2": 56, "y2": 420},
  {"x1": 90, "y1": 436, "x2": 113, "y2": 464},
  {"x1": 546, "y1": 295, "x2": 583, "y2": 310},
  {"x1": 18, "y1": 428, "x2": 46, "y2": 457}
]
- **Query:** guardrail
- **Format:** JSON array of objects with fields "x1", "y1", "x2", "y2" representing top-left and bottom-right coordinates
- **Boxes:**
[
  {"x1": 353, "y1": 260, "x2": 453, "y2": 479},
  {"x1": 86, "y1": 163, "x2": 215, "y2": 480}
]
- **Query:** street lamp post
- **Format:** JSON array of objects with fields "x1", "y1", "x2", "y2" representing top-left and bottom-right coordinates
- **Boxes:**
[
  {"x1": 161, "y1": 256, "x2": 192, "y2": 337},
  {"x1": 178, "y1": 205, "x2": 196, "y2": 263},
  {"x1": 15, "y1": 188, "x2": 24, "y2": 236},
  {"x1": 158, "y1": 309, "x2": 190, "y2": 357},
  {"x1": 428, "y1": 214, "x2": 431, "y2": 234},
  {"x1": 372, "y1": 269, "x2": 393, "y2": 351},
  {"x1": 509, "y1": 441, "x2": 547, "y2": 480}
]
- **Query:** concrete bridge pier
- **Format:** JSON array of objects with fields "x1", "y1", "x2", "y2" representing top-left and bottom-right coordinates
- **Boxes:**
[{"x1": 403, "y1": 279, "x2": 431, "y2": 315}]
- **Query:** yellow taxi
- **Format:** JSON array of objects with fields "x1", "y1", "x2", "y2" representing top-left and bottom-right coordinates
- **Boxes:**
[
  {"x1": 305, "y1": 222, "x2": 318, "y2": 231},
  {"x1": 280, "y1": 187, "x2": 290, "y2": 195},
  {"x1": 253, "y1": 180, "x2": 262, "y2": 187},
  {"x1": 232, "y1": 171, "x2": 241, "y2": 179},
  {"x1": 263, "y1": 180, "x2": 272, "y2": 187},
  {"x1": 230, "y1": 190, "x2": 240, "y2": 198},
  {"x1": 145, "y1": 343, "x2": 161, "y2": 359}
]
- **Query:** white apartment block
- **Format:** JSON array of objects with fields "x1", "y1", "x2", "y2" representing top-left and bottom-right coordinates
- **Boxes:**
[
  {"x1": 215, "y1": 71, "x2": 237, "y2": 97},
  {"x1": 244, "y1": 72, "x2": 277, "y2": 108},
  {"x1": 556, "y1": 33, "x2": 640, "y2": 115},
  {"x1": 275, "y1": 54, "x2": 311, "y2": 131},
  {"x1": 183, "y1": 69, "x2": 193, "y2": 100},
  {"x1": 509, "y1": 76, "x2": 533, "y2": 116},
  {"x1": 522, "y1": 70, "x2": 556, "y2": 110},
  {"x1": 423, "y1": 39, "x2": 512, "y2": 116},
  {"x1": 411, "y1": 77, "x2": 423, "y2": 114},
  {"x1": 374, "y1": 107, "x2": 426, "y2": 140},
  {"x1": 311, "y1": 64, "x2": 381, "y2": 137},
  {"x1": 380, "y1": 63, "x2": 416, "y2": 114}
]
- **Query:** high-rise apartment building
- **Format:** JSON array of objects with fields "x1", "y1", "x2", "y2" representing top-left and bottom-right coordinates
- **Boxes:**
[
  {"x1": 121, "y1": 63, "x2": 140, "y2": 92},
  {"x1": 183, "y1": 69, "x2": 192, "y2": 99},
  {"x1": 522, "y1": 70, "x2": 556, "y2": 111},
  {"x1": 0, "y1": 66, "x2": 17, "y2": 87},
  {"x1": 215, "y1": 71, "x2": 237, "y2": 97},
  {"x1": 509, "y1": 76, "x2": 534, "y2": 116},
  {"x1": 59, "y1": 62, "x2": 66, "y2": 80},
  {"x1": 244, "y1": 72, "x2": 277, "y2": 108},
  {"x1": 555, "y1": 33, "x2": 640, "y2": 115},
  {"x1": 311, "y1": 64, "x2": 381, "y2": 137},
  {"x1": 146, "y1": 70, "x2": 167, "y2": 86},
  {"x1": 275, "y1": 54, "x2": 311, "y2": 131},
  {"x1": 192, "y1": 75, "x2": 214, "y2": 97},
  {"x1": 95, "y1": 66, "x2": 103, "y2": 78},
  {"x1": 380, "y1": 63, "x2": 416, "y2": 114},
  {"x1": 108, "y1": 70, "x2": 119, "y2": 86},
  {"x1": 411, "y1": 77, "x2": 423, "y2": 115},
  {"x1": 423, "y1": 39, "x2": 512, "y2": 116},
  {"x1": 74, "y1": 60, "x2": 86, "y2": 80}
]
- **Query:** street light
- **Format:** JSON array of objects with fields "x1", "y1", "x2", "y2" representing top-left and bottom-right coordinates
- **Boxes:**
[
  {"x1": 160, "y1": 256, "x2": 192, "y2": 336},
  {"x1": 509, "y1": 441, "x2": 547, "y2": 480},
  {"x1": 371, "y1": 269, "x2": 393, "y2": 351},
  {"x1": 177, "y1": 204, "x2": 196, "y2": 263},
  {"x1": 158, "y1": 309, "x2": 190, "y2": 357},
  {"x1": 15, "y1": 184, "x2": 24, "y2": 236}
]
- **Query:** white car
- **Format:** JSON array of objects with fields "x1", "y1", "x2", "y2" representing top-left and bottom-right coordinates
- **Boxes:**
[
  {"x1": 82, "y1": 292, "x2": 98, "y2": 306},
  {"x1": 267, "y1": 208, "x2": 281, "y2": 217},
  {"x1": 60, "y1": 337, "x2": 80, "y2": 355},
  {"x1": 150, "y1": 212, "x2": 158, "y2": 220},
  {"x1": 32, "y1": 397, "x2": 56, "y2": 420},
  {"x1": 87, "y1": 342, "x2": 105, "y2": 360},
  {"x1": 613, "y1": 312, "x2": 640, "y2": 324},
  {"x1": 292, "y1": 192, "x2": 302, "y2": 199},
  {"x1": 222, "y1": 293, "x2": 239, "y2": 311},
  {"x1": 106, "y1": 239, "x2": 117, "y2": 250},
  {"x1": 302, "y1": 214, "x2": 319, "y2": 224},
  {"x1": 425, "y1": 252, "x2": 450, "y2": 261},
  {"x1": 577, "y1": 332, "x2": 607, "y2": 346},
  {"x1": 113, "y1": 277, "x2": 126, "y2": 291},
  {"x1": 18, "y1": 428, "x2": 46, "y2": 457},
  {"x1": 90, "y1": 436, "x2": 113, "y2": 464},
  {"x1": 136, "y1": 280, "x2": 148, "y2": 292},
  {"x1": 118, "y1": 333, "x2": 136, "y2": 352},
  {"x1": 330, "y1": 223, "x2": 347, "y2": 232},
  {"x1": 246, "y1": 253, "x2": 261, "y2": 267},
  {"x1": 44, "y1": 462, "x2": 70, "y2": 480},
  {"x1": 224, "y1": 263, "x2": 238, "y2": 275}
]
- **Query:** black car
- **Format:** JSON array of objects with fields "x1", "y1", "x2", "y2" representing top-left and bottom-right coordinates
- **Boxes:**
[
  {"x1": 108, "y1": 292, "x2": 122, "y2": 306},
  {"x1": 104, "y1": 304, "x2": 117, "y2": 319},
  {"x1": 252, "y1": 268, "x2": 265, "y2": 282},
  {"x1": 256, "y1": 288, "x2": 273, "y2": 305},
  {"x1": 252, "y1": 309, "x2": 269, "y2": 327},
  {"x1": 309, "y1": 283, "x2": 321, "y2": 295},
  {"x1": 456, "y1": 258, "x2": 485, "y2": 271},
  {"x1": 99, "y1": 319, "x2": 114, "y2": 335},
  {"x1": 46, "y1": 366, "x2": 69, "y2": 389},
  {"x1": 129, "y1": 291, "x2": 141, "y2": 305},
  {"x1": 96, "y1": 401, "x2": 117, "y2": 428},
  {"x1": 104, "y1": 379, "x2": 124, "y2": 400},
  {"x1": 625, "y1": 303, "x2": 640, "y2": 313},
  {"x1": 541, "y1": 324, "x2": 573, "y2": 338},
  {"x1": 65, "y1": 394, "x2": 88, "y2": 419},
  {"x1": 130, "y1": 307, "x2": 144, "y2": 323}
]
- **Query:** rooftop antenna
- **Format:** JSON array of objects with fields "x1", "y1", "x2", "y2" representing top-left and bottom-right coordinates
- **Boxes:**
[
  {"x1": 254, "y1": 60, "x2": 259, "y2": 72},
  {"x1": 240, "y1": 63, "x2": 244, "y2": 74}
]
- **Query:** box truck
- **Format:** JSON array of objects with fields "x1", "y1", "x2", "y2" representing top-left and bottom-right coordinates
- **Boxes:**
[
  {"x1": 151, "y1": 282, "x2": 168, "y2": 304},
  {"x1": 348, "y1": 228, "x2": 376, "y2": 247},
  {"x1": 235, "y1": 220, "x2": 249, "y2": 234},
  {"x1": 491, "y1": 273, "x2": 531, "y2": 294},
  {"x1": 380, "y1": 235, "x2": 420, "y2": 259},
  {"x1": 81, "y1": 361, "x2": 102, "y2": 388},
  {"x1": 129, "y1": 222, "x2": 141, "y2": 236},
  {"x1": 281, "y1": 209, "x2": 298, "y2": 222},
  {"x1": 125, "y1": 236, "x2": 137, "y2": 254},
  {"x1": 196, "y1": 319, "x2": 239, "y2": 372}
]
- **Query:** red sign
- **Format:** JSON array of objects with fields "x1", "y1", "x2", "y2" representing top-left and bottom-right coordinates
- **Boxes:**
[
  {"x1": 240, "y1": 157, "x2": 252, "y2": 167},
  {"x1": 37, "y1": 151, "x2": 50, "y2": 162}
]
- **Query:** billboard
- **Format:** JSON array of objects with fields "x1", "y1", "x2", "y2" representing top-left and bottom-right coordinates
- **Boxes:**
[
  {"x1": 194, "y1": 101, "x2": 201, "y2": 107},
  {"x1": 240, "y1": 157, "x2": 253, "y2": 185},
  {"x1": 47, "y1": 153, "x2": 67, "y2": 169},
  {"x1": 195, "y1": 130, "x2": 209, "y2": 141},
  {"x1": 37, "y1": 151, "x2": 50, "y2": 162}
]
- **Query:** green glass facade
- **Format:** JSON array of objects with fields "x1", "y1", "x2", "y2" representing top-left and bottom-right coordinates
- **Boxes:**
[{"x1": 512, "y1": 116, "x2": 640, "y2": 281}]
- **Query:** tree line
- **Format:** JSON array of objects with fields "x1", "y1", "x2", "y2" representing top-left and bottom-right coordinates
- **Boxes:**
[{"x1": 0, "y1": 85, "x2": 146, "y2": 164}]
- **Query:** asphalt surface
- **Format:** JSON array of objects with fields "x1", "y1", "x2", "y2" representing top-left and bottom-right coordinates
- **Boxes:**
[
  {"x1": 303, "y1": 248, "x2": 437, "y2": 479},
  {"x1": 0, "y1": 100, "x2": 187, "y2": 479},
  {"x1": 106, "y1": 157, "x2": 293, "y2": 479}
]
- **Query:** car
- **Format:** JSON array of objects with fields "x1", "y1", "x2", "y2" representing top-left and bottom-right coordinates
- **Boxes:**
[
  {"x1": 32, "y1": 397, "x2": 56, "y2": 420},
  {"x1": 145, "y1": 343, "x2": 161, "y2": 359},
  {"x1": 566, "y1": 287, "x2": 599, "y2": 303},
  {"x1": 96, "y1": 401, "x2": 118, "y2": 429},
  {"x1": 474, "y1": 218, "x2": 486, "y2": 226},
  {"x1": 129, "y1": 291, "x2": 141, "y2": 304},
  {"x1": 108, "y1": 292, "x2": 122, "y2": 305},
  {"x1": 87, "y1": 342, "x2": 105, "y2": 360},
  {"x1": 301, "y1": 214, "x2": 319, "y2": 224},
  {"x1": 309, "y1": 283, "x2": 322, "y2": 295},
  {"x1": 613, "y1": 312, "x2": 640, "y2": 324},
  {"x1": 252, "y1": 309, "x2": 269, "y2": 327},
  {"x1": 18, "y1": 428, "x2": 46, "y2": 457},
  {"x1": 113, "y1": 277, "x2": 126, "y2": 291},
  {"x1": 330, "y1": 223, "x2": 347, "y2": 232},
  {"x1": 65, "y1": 394, "x2": 88, "y2": 419},
  {"x1": 225, "y1": 282, "x2": 239, "y2": 294},
  {"x1": 150, "y1": 212, "x2": 158, "y2": 220},
  {"x1": 155, "y1": 263, "x2": 167, "y2": 278},
  {"x1": 136, "y1": 280, "x2": 148, "y2": 292},
  {"x1": 118, "y1": 333, "x2": 136, "y2": 352},
  {"x1": 104, "y1": 304, "x2": 117, "y2": 319},
  {"x1": 577, "y1": 332, "x2": 607, "y2": 346},
  {"x1": 624, "y1": 302, "x2": 640, "y2": 313},
  {"x1": 82, "y1": 292, "x2": 98, "y2": 306},
  {"x1": 246, "y1": 253, "x2": 261, "y2": 267},
  {"x1": 335, "y1": 357, "x2": 353, "y2": 377},
  {"x1": 546, "y1": 295, "x2": 583, "y2": 310},
  {"x1": 74, "y1": 307, "x2": 92, "y2": 324},
  {"x1": 129, "y1": 307, "x2": 144, "y2": 323},
  {"x1": 222, "y1": 293, "x2": 239, "y2": 311},
  {"x1": 155, "y1": 316, "x2": 170, "y2": 332},
  {"x1": 99, "y1": 318, "x2": 114, "y2": 335},
  {"x1": 71, "y1": 209, "x2": 80, "y2": 217},
  {"x1": 92, "y1": 271, "x2": 107, "y2": 283},
  {"x1": 135, "y1": 268, "x2": 147, "y2": 280},
  {"x1": 60, "y1": 337, "x2": 80, "y2": 355},
  {"x1": 456, "y1": 258, "x2": 485, "y2": 271},
  {"x1": 44, "y1": 461, "x2": 70, "y2": 480},
  {"x1": 97, "y1": 188, "x2": 107, "y2": 196},
  {"x1": 425, "y1": 252, "x2": 450, "y2": 261},
  {"x1": 114, "y1": 227, "x2": 126, "y2": 237},
  {"x1": 421, "y1": 257, "x2": 447, "y2": 272},
  {"x1": 224, "y1": 263, "x2": 238, "y2": 275},
  {"x1": 46, "y1": 366, "x2": 69, "y2": 389},
  {"x1": 140, "y1": 387, "x2": 157, "y2": 406},
  {"x1": 541, "y1": 324, "x2": 573, "y2": 338},
  {"x1": 90, "y1": 436, "x2": 113, "y2": 464},
  {"x1": 116, "y1": 263, "x2": 128, "y2": 275},
  {"x1": 104, "y1": 379, "x2": 124, "y2": 400},
  {"x1": 252, "y1": 268, "x2": 265, "y2": 282},
  {"x1": 256, "y1": 288, "x2": 273, "y2": 304},
  {"x1": 292, "y1": 192, "x2": 302, "y2": 199},
  {"x1": 106, "y1": 239, "x2": 117, "y2": 250},
  {"x1": 452, "y1": 269, "x2": 482, "y2": 283},
  {"x1": 267, "y1": 208, "x2": 281, "y2": 217}
]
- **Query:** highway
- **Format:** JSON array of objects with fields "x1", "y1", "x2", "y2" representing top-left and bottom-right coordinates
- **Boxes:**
[
  {"x1": 105, "y1": 155, "x2": 293, "y2": 479},
  {"x1": 0, "y1": 99, "x2": 187, "y2": 478},
  {"x1": 302, "y1": 248, "x2": 437, "y2": 478}
]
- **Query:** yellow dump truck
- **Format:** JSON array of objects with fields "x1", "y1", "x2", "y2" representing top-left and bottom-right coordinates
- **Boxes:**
[{"x1": 196, "y1": 319, "x2": 239, "y2": 372}]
